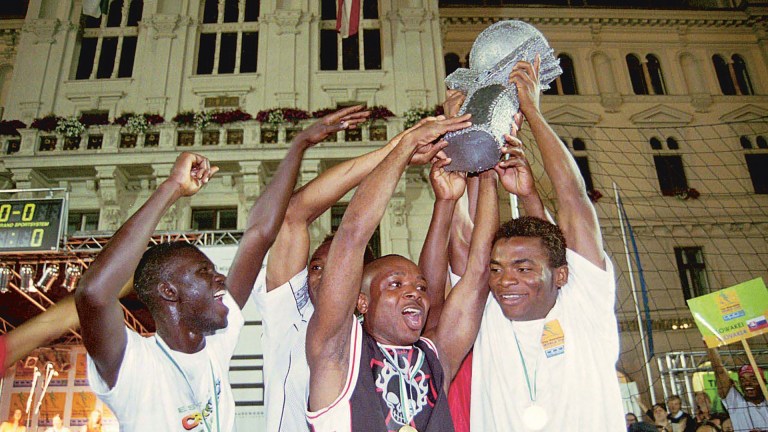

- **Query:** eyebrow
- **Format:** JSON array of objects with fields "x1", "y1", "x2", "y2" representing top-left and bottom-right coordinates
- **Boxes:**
[{"x1": 490, "y1": 258, "x2": 534, "y2": 265}]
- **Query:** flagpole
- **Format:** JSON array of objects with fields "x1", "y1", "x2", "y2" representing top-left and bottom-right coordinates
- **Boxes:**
[{"x1": 614, "y1": 183, "x2": 656, "y2": 405}]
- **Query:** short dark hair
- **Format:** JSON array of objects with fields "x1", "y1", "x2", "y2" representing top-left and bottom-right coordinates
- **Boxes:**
[
  {"x1": 493, "y1": 216, "x2": 567, "y2": 268},
  {"x1": 133, "y1": 242, "x2": 201, "y2": 311},
  {"x1": 319, "y1": 232, "x2": 376, "y2": 265}
]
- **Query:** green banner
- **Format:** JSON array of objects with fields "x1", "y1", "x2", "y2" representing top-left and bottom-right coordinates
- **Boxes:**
[{"x1": 686, "y1": 277, "x2": 768, "y2": 348}]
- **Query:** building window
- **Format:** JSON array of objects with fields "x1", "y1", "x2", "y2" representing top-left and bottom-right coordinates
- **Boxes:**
[
  {"x1": 675, "y1": 247, "x2": 710, "y2": 300},
  {"x1": 626, "y1": 53, "x2": 666, "y2": 95},
  {"x1": 544, "y1": 53, "x2": 578, "y2": 95},
  {"x1": 654, "y1": 155, "x2": 687, "y2": 196},
  {"x1": 68, "y1": 211, "x2": 100, "y2": 233},
  {"x1": 745, "y1": 153, "x2": 768, "y2": 194},
  {"x1": 191, "y1": 208, "x2": 238, "y2": 230},
  {"x1": 76, "y1": 0, "x2": 142, "y2": 80},
  {"x1": 331, "y1": 204, "x2": 380, "y2": 258},
  {"x1": 197, "y1": 0, "x2": 260, "y2": 75},
  {"x1": 319, "y1": 0, "x2": 381, "y2": 71},
  {"x1": 712, "y1": 54, "x2": 754, "y2": 96}
]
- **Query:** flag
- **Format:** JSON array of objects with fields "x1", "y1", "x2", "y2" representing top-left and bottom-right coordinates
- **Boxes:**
[
  {"x1": 82, "y1": 0, "x2": 110, "y2": 18},
  {"x1": 336, "y1": 0, "x2": 361, "y2": 39}
]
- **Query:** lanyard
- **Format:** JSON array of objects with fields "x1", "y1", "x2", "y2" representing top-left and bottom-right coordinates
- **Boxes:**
[
  {"x1": 378, "y1": 344, "x2": 425, "y2": 425},
  {"x1": 156, "y1": 338, "x2": 220, "y2": 432},
  {"x1": 512, "y1": 327, "x2": 540, "y2": 403}
]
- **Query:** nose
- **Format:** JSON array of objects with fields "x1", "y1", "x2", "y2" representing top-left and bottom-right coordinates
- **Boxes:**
[
  {"x1": 403, "y1": 285, "x2": 423, "y2": 300},
  {"x1": 500, "y1": 269, "x2": 518, "y2": 286}
]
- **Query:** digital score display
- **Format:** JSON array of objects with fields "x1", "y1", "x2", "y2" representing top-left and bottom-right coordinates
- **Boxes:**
[{"x1": 0, "y1": 198, "x2": 65, "y2": 252}]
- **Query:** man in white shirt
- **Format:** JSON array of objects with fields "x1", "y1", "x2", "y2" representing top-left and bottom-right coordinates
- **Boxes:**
[
  {"x1": 470, "y1": 57, "x2": 625, "y2": 432},
  {"x1": 75, "y1": 106, "x2": 368, "y2": 432},
  {"x1": 709, "y1": 347, "x2": 768, "y2": 431}
]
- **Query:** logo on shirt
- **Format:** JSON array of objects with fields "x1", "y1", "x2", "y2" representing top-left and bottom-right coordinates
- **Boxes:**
[
  {"x1": 373, "y1": 346, "x2": 436, "y2": 428},
  {"x1": 180, "y1": 377, "x2": 222, "y2": 431},
  {"x1": 541, "y1": 319, "x2": 565, "y2": 358},
  {"x1": 716, "y1": 291, "x2": 746, "y2": 321}
]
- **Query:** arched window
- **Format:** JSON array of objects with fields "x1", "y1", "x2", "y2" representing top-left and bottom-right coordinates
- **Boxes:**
[
  {"x1": 444, "y1": 53, "x2": 461, "y2": 76},
  {"x1": 712, "y1": 54, "x2": 754, "y2": 95},
  {"x1": 666, "y1": 137, "x2": 679, "y2": 150},
  {"x1": 740, "y1": 136, "x2": 753, "y2": 149},
  {"x1": 732, "y1": 55, "x2": 754, "y2": 96},
  {"x1": 650, "y1": 137, "x2": 662, "y2": 150},
  {"x1": 572, "y1": 138, "x2": 586, "y2": 151},
  {"x1": 545, "y1": 54, "x2": 578, "y2": 95},
  {"x1": 646, "y1": 54, "x2": 666, "y2": 95},
  {"x1": 757, "y1": 136, "x2": 768, "y2": 149},
  {"x1": 626, "y1": 54, "x2": 648, "y2": 95}
]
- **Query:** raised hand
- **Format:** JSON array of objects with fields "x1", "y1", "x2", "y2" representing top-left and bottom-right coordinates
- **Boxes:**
[
  {"x1": 509, "y1": 54, "x2": 541, "y2": 117},
  {"x1": 402, "y1": 114, "x2": 472, "y2": 164},
  {"x1": 294, "y1": 105, "x2": 370, "y2": 148},
  {"x1": 168, "y1": 151, "x2": 219, "y2": 197},
  {"x1": 493, "y1": 134, "x2": 537, "y2": 198},
  {"x1": 443, "y1": 89, "x2": 466, "y2": 118},
  {"x1": 430, "y1": 157, "x2": 467, "y2": 201}
]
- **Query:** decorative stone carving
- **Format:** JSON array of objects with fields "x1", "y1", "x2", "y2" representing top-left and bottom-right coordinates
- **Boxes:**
[
  {"x1": 272, "y1": 10, "x2": 303, "y2": 35},
  {"x1": 399, "y1": 8, "x2": 428, "y2": 32},
  {"x1": 22, "y1": 19, "x2": 60, "y2": 45},
  {"x1": 147, "y1": 14, "x2": 181, "y2": 39}
]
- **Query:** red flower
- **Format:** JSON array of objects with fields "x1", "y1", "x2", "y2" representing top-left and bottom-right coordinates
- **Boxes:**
[
  {"x1": 30, "y1": 115, "x2": 62, "y2": 132},
  {"x1": 0, "y1": 120, "x2": 26, "y2": 136},
  {"x1": 145, "y1": 114, "x2": 165, "y2": 125},
  {"x1": 172, "y1": 111, "x2": 196, "y2": 127},
  {"x1": 79, "y1": 112, "x2": 110, "y2": 126},
  {"x1": 211, "y1": 109, "x2": 252, "y2": 125},
  {"x1": 368, "y1": 106, "x2": 395, "y2": 121},
  {"x1": 312, "y1": 108, "x2": 336, "y2": 118}
]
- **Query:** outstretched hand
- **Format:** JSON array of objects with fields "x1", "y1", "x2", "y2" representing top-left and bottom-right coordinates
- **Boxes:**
[
  {"x1": 509, "y1": 54, "x2": 541, "y2": 117},
  {"x1": 168, "y1": 151, "x2": 219, "y2": 197},
  {"x1": 430, "y1": 157, "x2": 466, "y2": 201},
  {"x1": 294, "y1": 105, "x2": 370, "y2": 148},
  {"x1": 494, "y1": 134, "x2": 537, "y2": 198},
  {"x1": 403, "y1": 114, "x2": 472, "y2": 165}
]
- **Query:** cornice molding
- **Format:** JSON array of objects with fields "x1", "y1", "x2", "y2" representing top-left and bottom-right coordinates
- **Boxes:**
[{"x1": 440, "y1": 14, "x2": 753, "y2": 30}]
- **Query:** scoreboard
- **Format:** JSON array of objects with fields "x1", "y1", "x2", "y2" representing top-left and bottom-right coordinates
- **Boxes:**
[{"x1": 0, "y1": 198, "x2": 65, "y2": 252}]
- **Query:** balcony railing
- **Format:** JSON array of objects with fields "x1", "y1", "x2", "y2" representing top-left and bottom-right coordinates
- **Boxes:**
[{"x1": 1, "y1": 119, "x2": 399, "y2": 156}]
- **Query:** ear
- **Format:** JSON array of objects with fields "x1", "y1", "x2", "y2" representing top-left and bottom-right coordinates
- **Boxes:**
[
  {"x1": 554, "y1": 265, "x2": 569, "y2": 288},
  {"x1": 356, "y1": 292, "x2": 369, "y2": 315},
  {"x1": 157, "y1": 281, "x2": 179, "y2": 302}
]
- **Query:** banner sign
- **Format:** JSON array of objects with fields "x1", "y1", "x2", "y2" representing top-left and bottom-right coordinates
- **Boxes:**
[{"x1": 687, "y1": 278, "x2": 768, "y2": 348}]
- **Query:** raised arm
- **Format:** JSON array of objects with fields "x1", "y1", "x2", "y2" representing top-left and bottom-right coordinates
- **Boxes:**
[
  {"x1": 419, "y1": 158, "x2": 466, "y2": 335},
  {"x1": 495, "y1": 134, "x2": 546, "y2": 220},
  {"x1": 229, "y1": 106, "x2": 369, "y2": 305},
  {"x1": 707, "y1": 347, "x2": 734, "y2": 399},
  {"x1": 75, "y1": 152, "x2": 217, "y2": 388},
  {"x1": 511, "y1": 57, "x2": 604, "y2": 267},
  {"x1": 306, "y1": 115, "x2": 472, "y2": 411},
  {"x1": 426, "y1": 169, "x2": 498, "y2": 386}
]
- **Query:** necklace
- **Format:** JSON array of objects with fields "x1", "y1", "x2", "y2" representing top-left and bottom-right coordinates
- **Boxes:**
[
  {"x1": 378, "y1": 344, "x2": 425, "y2": 429},
  {"x1": 156, "y1": 338, "x2": 220, "y2": 432},
  {"x1": 512, "y1": 326, "x2": 549, "y2": 431}
]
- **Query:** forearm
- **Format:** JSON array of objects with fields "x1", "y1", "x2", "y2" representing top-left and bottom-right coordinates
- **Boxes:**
[
  {"x1": 708, "y1": 348, "x2": 733, "y2": 398},
  {"x1": 420, "y1": 199, "x2": 456, "y2": 333},
  {"x1": 290, "y1": 140, "x2": 396, "y2": 224},
  {"x1": 465, "y1": 171, "x2": 499, "y2": 276},
  {"x1": 518, "y1": 193, "x2": 546, "y2": 219},
  {"x1": 448, "y1": 198, "x2": 473, "y2": 276},
  {"x1": 77, "y1": 181, "x2": 180, "y2": 304}
]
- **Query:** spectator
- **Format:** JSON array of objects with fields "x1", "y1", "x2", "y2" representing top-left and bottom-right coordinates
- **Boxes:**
[
  {"x1": 695, "y1": 391, "x2": 714, "y2": 425},
  {"x1": 668, "y1": 394, "x2": 697, "y2": 432},
  {"x1": 708, "y1": 348, "x2": 768, "y2": 432},
  {"x1": 627, "y1": 412, "x2": 639, "y2": 430}
]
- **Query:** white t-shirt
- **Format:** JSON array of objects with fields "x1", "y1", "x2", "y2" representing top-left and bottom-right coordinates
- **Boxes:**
[
  {"x1": 724, "y1": 386, "x2": 768, "y2": 431},
  {"x1": 471, "y1": 249, "x2": 625, "y2": 432},
  {"x1": 87, "y1": 292, "x2": 244, "y2": 432},
  {"x1": 253, "y1": 268, "x2": 313, "y2": 432}
]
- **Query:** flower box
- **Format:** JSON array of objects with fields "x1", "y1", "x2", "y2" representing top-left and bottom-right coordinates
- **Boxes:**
[
  {"x1": 145, "y1": 132, "x2": 160, "y2": 147},
  {"x1": 177, "y1": 131, "x2": 195, "y2": 147},
  {"x1": 226, "y1": 129, "x2": 243, "y2": 145},
  {"x1": 369, "y1": 123, "x2": 388, "y2": 141},
  {"x1": 345, "y1": 128, "x2": 362, "y2": 142},
  {"x1": 39, "y1": 136, "x2": 57, "y2": 151},
  {"x1": 5, "y1": 139, "x2": 20, "y2": 155},
  {"x1": 87, "y1": 135, "x2": 103, "y2": 150},
  {"x1": 261, "y1": 127, "x2": 278, "y2": 144},
  {"x1": 202, "y1": 130, "x2": 219, "y2": 146},
  {"x1": 120, "y1": 133, "x2": 137, "y2": 148},
  {"x1": 285, "y1": 127, "x2": 301, "y2": 142},
  {"x1": 63, "y1": 136, "x2": 81, "y2": 150}
]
